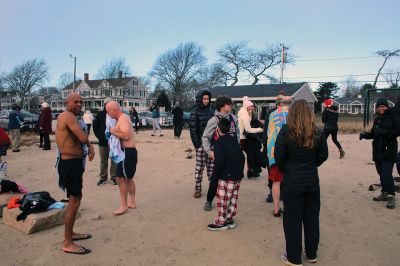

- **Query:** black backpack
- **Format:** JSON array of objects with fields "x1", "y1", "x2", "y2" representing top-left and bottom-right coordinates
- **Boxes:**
[{"x1": 16, "y1": 191, "x2": 56, "y2": 221}]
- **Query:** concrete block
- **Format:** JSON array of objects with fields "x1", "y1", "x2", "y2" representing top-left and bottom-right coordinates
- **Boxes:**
[
  {"x1": 2, "y1": 207, "x2": 67, "y2": 234},
  {"x1": 0, "y1": 193, "x2": 24, "y2": 218}
]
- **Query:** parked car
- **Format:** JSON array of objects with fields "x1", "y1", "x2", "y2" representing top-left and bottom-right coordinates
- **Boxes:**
[
  {"x1": 0, "y1": 109, "x2": 39, "y2": 132},
  {"x1": 138, "y1": 111, "x2": 173, "y2": 128}
]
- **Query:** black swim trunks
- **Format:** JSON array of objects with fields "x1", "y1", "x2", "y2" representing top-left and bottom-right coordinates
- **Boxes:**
[
  {"x1": 57, "y1": 158, "x2": 84, "y2": 198},
  {"x1": 116, "y1": 148, "x2": 137, "y2": 179}
]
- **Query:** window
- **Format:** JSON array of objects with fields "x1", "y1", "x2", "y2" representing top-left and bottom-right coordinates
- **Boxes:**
[{"x1": 135, "y1": 102, "x2": 139, "y2": 107}]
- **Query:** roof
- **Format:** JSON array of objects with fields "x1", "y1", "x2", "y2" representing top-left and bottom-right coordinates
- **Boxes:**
[
  {"x1": 210, "y1": 82, "x2": 307, "y2": 98},
  {"x1": 334, "y1": 97, "x2": 364, "y2": 104},
  {"x1": 62, "y1": 77, "x2": 136, "y2": 90}
]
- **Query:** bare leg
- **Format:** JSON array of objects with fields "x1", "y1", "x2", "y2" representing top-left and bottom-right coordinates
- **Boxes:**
[
  {"x1": 127, "y1": 179, "x2": 136, "y2": 209},
  {"x1": 63, "y1": 195, "x2": 82, "y2": 251},
  {"x1": 113, "y1": 177, "x2": 128, "y2": 215},
  {"x1": 272, "y1": 181, "x2": 281, "y2": 214}
]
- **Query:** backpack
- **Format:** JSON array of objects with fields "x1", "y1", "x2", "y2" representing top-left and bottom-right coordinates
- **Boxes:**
[{"x1": 16, "y1": 191, "x2": 56, "y2": 221}]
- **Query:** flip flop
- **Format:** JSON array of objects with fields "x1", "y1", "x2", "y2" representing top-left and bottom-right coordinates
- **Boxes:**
[
  {"x1": 72, "y1": 234, "x2": 92, "y2": 241},
  {"x1": 63, "y1": 246, "x2": 91, "y2": 255}
]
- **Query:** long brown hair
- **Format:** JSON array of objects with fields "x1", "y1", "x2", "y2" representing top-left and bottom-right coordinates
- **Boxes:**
[{"x1": 287, "y1": 99, "x2": 316, "y2": 149}]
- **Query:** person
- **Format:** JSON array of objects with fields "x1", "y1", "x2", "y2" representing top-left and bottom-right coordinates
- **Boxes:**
[
  {"x1": 322, "y1": 102, "x2": 345, "y2": 159},
  {"x1": 8, "y1": 104, "x2": 24, "y2": 152},
  {"x1": 37, "y1": 104, "x2": 44, "y2": 148},
  {"x1": 93, "y1": 97, "x2": 117, "y2": 186},
  {"x1": 262, "y1": 94, "x2": 284, "y2": 203},
  {"x1": 267, "y1": 96, "x2": 293, "y2": 217},
  {"x1": 238, "y1": 96, "x2": 263, "y2": 178},
  {"x1": 129, "y1": 107, "x2": 139, "y2": 133},
  {"x1": 207, "y1": 117, "x2": 245, "y2": 231},
  {"x1": 39, "y1": 102, "x2": 52, "y2": 150},
  {"x1": 106, "y1": 101, "x2": 138, "y2": 215},
  {"x1": 150, "y1": 103, "x2": 164, "y2": 137},
  {"x1": 0, "y1": 127, "x2": 11, "y2": 161},
  {"x1": 275, "y1": 99, "x2": 328, "y2": 266},
  {"x1": 360, "y1": 97, "x2": 400, "y2": 209},
  {"x1": 171, "y1": 102, "x2": 184, "y2": 139},
  {"x1": 202, "y1": 95, "x2": 240, "y2": 211},
  {"x1": 82, "y1": 109, "x2": 94, "y2": 135},
  {"x1": 189, "y1": 90, "x2": 214, "y2": 198},
  {"x1": 55, "y1": 93, "x2": 95, "y2": 255}
]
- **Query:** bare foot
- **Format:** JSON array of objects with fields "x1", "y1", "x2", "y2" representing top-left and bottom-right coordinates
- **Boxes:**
[
  {"x1": 113, "y1": 206, "x2": 128, "y2": 215},
  {"x1": 63, "y1": 242, "x2": 82, "y2": 252},
  {"x1": 128, "y1": 203, "x2": 136, "y2": 209}
]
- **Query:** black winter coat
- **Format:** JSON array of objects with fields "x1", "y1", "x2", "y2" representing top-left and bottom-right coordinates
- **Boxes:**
[
  {"x1": 172, "y1": 106, "x2": 183, "y2": 122},
  {"x1": 363, "y1": 110, "x2": 400, "y2": 163},
  {"x1": 93, "y1": 109, "x2": 108, "y2": 147},
  {"x1": 322, "y1": 108, "x2": 339, "y2": 132},
  {"x1": 189, "y1": 90, "x2": 214, "y2": 149},
  {"x1": 275, "y1": 125, "x2": 328, "y2": 186}
]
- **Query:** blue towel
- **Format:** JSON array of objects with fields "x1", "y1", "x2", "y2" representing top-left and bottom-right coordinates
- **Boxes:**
[
  {"x1": 106, "y1": 115, "x2": 125, "y2": 163},
  {"x1": 48, "y1": 202, "x2": 65, "y2": 210}
]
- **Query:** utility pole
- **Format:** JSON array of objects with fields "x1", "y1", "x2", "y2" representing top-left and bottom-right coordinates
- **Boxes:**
[
  {"x1": 69, "y1": 54, "x2": 77, "y2": 92},
  {"x1": 280, "y1": 43, "x2": 287, "y2": 84}
]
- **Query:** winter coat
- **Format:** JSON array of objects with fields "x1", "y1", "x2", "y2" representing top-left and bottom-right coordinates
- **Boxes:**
[
  {"x1": 237, "y1": 107, "x2": 263, "y2": 140},
  {"x1": 8, "y1": 110, "x2": 24, "y2": 130},
  {"x1": 0, "y1": 128, "x2": 11, "y2": 146},
  {"x1": 275, "y1": 125, "x2": 328, "y2": 186},
  {"x1": 93, "y1": 109, "x2": 108, "y2": 147},
  {"x1": 363, "y1": 110, "x2": 400, "y2": 163},
  {"x1": 40, "y1": 107, "x2": 52, "y2": 133},
  {"x1": 172, "y1": 106, "x2": 183, "y2": 122},
  {"x1": 189, "y1": 90, "x2": 214, "y2": 149},
  {"x1": 322, "y1": 108, "x2": 339, "y2": 132},
  {"x1": 150, "y1": 106, "x2": 160, "y2": 118}
]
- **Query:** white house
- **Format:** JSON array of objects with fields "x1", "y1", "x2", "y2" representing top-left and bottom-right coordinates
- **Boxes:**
[{"x1": 328, "y1": 96, "x2": 394, "y2": 114}]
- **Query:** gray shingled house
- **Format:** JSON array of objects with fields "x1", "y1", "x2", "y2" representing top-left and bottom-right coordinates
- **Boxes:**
[
  {"x1": 210, "y1": 82, "x2": 317, "y2": 117},
  {"x1": 328, "y1": 96, "x2": 395, "y2": 114}
]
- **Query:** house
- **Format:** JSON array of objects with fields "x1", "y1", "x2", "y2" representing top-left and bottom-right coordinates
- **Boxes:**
[
  {"x1": 0, "y1": 93, "x2": 19, "y2": 110},
  {"x1": 210, "y1": 82, "x2": 317, "y2": 117},
  {"x1": 54, "y1": 71, "x2": 148, "y2": 111},
  {"x1": 328, "y1": 96, "x2": 395, "y2": 114}
]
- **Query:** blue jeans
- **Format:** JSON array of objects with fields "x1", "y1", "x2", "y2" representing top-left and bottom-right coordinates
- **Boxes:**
[{"x1": 375, "y1": 161, "x2": 395, "y2": 194}]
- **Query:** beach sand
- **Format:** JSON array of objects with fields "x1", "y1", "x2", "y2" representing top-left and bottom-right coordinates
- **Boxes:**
[{"x1": 0, "y1": 129, "x2": 399, "y2": 266}]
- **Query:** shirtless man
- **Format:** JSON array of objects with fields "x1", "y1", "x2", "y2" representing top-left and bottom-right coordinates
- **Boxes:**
[
  {"x1": 106, "y1": 101, "x2": 138, "y2": 215},
  {"x1": 56, "y1": 93, "x2": 95, "y2": 255}
]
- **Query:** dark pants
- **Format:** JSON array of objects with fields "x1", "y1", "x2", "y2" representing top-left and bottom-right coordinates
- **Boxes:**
[
  {"x1": 173, "y1": 120, "x2": 183, "y2": 137},
  {"x1": 133, "y1": 122, "x2": 139, "y2": 133},
  {"x1": 43, "y1": 133, "x2": 50, "y2": 149},
  {"x1": 244, "y1": 138, "x2": 262, "y2": 172},
  {"x1": 283, "y1": 184, "x2": 320, "y2": 265},
  {"x1": 39, "y1": 133, "x2": 44, "y2": 146},
  {"x1": 324, "y1": 130, "x2": 342, "y2": 150},
  {"x1": 207, "y1": 176, "x2": 218, "y2": 203},
  {"x1": 396, "y1": 152, "x2": 400, "y2": 176},
  {"x1": 375, "y1": 161, "x2": 395, "y2": 194},
  {"x1": 87, "y1": 124, "x2": 91, "y2": 135}
]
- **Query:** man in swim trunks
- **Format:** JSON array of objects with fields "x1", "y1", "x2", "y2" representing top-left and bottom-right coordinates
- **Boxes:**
[
  {"x1": 55, "y1": 93, "x2": 95, "y2": 255},
  {"x1": 106, "y1": 101, "x2": 138, "y2": 215}
]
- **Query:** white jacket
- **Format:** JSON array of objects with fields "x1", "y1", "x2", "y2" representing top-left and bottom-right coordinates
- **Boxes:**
[
  {"x1": 237, "y1": 107, "x2": 263, "y2": 140},
  {"x1": 83, "y1": 112, "x2": 94, "y2": 124}
]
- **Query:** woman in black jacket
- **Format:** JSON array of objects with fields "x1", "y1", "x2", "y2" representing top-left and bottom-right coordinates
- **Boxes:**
[
  {"x1": 322, "y1": 105, "x2": 345, "y2": 158},
  {"x1": 275, "y1": 100, "x2": 328, "y2": 266},
  {"x1": 360, "y1": 97, "x2": 400, "y2": 209}
]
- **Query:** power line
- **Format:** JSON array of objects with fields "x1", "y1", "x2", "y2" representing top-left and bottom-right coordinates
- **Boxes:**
[
  {"x1": 286, "y1": 72, "x2": 397, "y2": 79},
  {"x1": 296, "y1": 56, "x2": 378, "y2": 62},
  {"x1": 285, "y1": 80, "x2": 389, "y2": 84}
]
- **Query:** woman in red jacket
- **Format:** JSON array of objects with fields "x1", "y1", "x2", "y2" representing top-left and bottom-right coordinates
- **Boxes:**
[
  {"x1": 0, "y1": 127, "x2": 11, "y2": 162},
  {"x1": 39, "y1": 102, "x2": 52, "y2": 150}
]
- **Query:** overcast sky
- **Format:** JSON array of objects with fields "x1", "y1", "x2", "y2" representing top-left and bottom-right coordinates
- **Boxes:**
[{"x1": 1, "y1": 0, "x2": 399, "y2": 89}]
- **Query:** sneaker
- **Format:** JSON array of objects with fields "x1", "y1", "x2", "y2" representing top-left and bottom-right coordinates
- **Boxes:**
[
  {"x1": 97, "y1": 180, "x2": 108, "y2": 186},
  {"x1": 339, "y1": 148, "x2": 345, "y2": 159},
  {"x1": 373, "y1": 192, "x2": 388, "y2": 201},
  {"x1": 387, "y1": 194, "x2": 395, "y2": 209},
  {"x1": 194, "y1": 190, "x2": 201, "y2": 198},
  {"x1": 303, "y1": 251, "x2": 318, "y2": 263},
  {"x1": 247, "y1": 170, "x2": 260, "y2": 179},
  {"x1": 111, "y1": 179, "x2": 118, "y2": 185},
  {"x1": 226, "y1": 219, "x2": 236, "y2": 229},
  {"x1": 12, "y1": 149, "x2": 20, "y2": 152},
  {"x1": 151, "y1": 134, "x2": 155, "y2": 136},
  {"x1": 207, "y1": 223, "x2": 228, "y2": 231},
  {"x1": 281, "y1": 253, "x2": 303, "y2": 266},
  {"x1": 266, "y1": 193, "x2": 273, "y2": 203},
  {"x1": 160, "y1": 134, "x2": 164, "y2": 137},
  {"x1": 204, "y1": 201, "x2": 212, "y2": 211}
]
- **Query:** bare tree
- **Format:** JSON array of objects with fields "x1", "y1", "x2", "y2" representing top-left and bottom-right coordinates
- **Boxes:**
[
  {"x1": 4, "y1": 58, "x2": 49, "y2": 107},
  {"x1": 373, "y1": 49, "x2": 400, "y2": 88},
  {"x1": 243, "y1": 44, "x2": 288, "y2": 85},
  {"x1": 203, "y1": 63, "x2": 229, "y2": 88},
  {"x1": 57, "y1": 72, "x2": 74, "y2": 89},
  {"x1": 341, "y1": 76, "x2": 361, "y2": 97},
  {"x1": 35, "y1": 86, "x2": 60, "y2": 95},
  {"x1": 382, "y1": 67, "x2": 400, "y2": 88},
  {"x1": 96, "y1": 57, "x2": 132, "y2": 79},
  {"x1": 216, "y1": 41, "x2": 248, "y2": 86},
  {"x1": 0, "y1": 72, "x2": 6, "y2": 92},
  {"x1": 150, "y1": 42, "x2": 207, "y2": 103}
]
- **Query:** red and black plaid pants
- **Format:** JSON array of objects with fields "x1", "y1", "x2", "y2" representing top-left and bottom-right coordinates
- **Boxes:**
[
  {"x1": 194, "y1": 147, "x2": 214, "y2": 191},
  {"x1": 214, "y1": 179, "x2": 241, "y2": 225}
]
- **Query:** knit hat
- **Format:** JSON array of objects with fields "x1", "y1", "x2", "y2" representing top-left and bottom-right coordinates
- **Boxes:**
[
  {"x1": 217, "y1": 117, "x2": 230, "y2": 134},
  {"x1": 104, "y1": 97, "x2": 113, "y2": 104},
  {"x1": 41, "y1": 102, "x2": 49, "y2": 108},
  {"x1": 323, "y1": 99, "x2": 333, "y2": 107},
  {"x1": 376, "y1": 97, "x2": 389, "y2": 108},
  {"x1": 243, "y1": 96, "x2": 254, "y2": 108}
]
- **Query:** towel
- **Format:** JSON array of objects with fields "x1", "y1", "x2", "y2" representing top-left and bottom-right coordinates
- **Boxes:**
[{"x1": 106, "y1": 114, "x2": 125, "y2": 163}]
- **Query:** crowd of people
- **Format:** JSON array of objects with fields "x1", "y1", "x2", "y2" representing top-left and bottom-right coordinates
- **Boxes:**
[{"x1": 1, "y1": 90, "x2": 399, "y2": 264}]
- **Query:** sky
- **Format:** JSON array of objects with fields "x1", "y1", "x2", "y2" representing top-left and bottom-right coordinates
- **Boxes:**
[{"x1": 1, "y1": 0, "x2": 399, "y2": 91}]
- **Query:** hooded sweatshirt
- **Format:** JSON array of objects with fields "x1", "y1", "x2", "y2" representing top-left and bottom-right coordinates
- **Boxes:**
[{"x1": 237, "y1": 107, "x2": 263, "y2": 140}]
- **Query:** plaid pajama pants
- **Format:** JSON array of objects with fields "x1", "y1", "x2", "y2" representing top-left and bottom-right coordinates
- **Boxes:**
[
  {"x1": 194, "y1": 146, "x2": 214, "y2": 191},
  {"x1": 214, "y1": 179, "x2": 241, "y2": 226}
]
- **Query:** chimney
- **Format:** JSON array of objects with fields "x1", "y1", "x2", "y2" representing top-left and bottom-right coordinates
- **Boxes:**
[
  {"x1": 84, "y1": 73, "x2": 89, "y2": 81},
  {"x1": 118, "y1": 70, "x2": 123, "y2": 79}
]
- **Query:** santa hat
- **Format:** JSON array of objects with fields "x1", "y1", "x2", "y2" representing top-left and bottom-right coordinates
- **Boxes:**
[
  {"x1": 323, "y1": 99, "x2": 333, "y2": 107},
  {"x1": 243, "y1": 96, "x2": 254, "y2": 108}
]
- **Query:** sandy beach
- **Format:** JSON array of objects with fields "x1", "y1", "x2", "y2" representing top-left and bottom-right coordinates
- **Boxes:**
[{"x1": 0, "y1": 129, "x2": 399, "y2": 266}]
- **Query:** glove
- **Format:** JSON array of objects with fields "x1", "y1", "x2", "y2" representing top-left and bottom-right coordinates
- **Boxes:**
[
  {"x1": 374, "y1": 125, "x2": 387, "y2": 135},
  {"x1": 359, "y1": 132, "x2": 367, "y2": 141}
]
